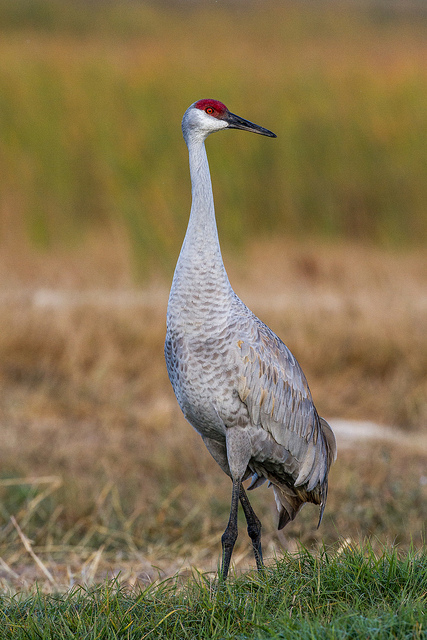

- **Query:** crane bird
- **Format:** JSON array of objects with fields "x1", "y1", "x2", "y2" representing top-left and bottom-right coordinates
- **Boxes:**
[{"x1": 165, "y1": 99, "x2": 337, "y2": 580}]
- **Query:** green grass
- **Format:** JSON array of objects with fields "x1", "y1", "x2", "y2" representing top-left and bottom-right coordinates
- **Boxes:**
[{"x1": 0, "y1": 545, "x2": 426, "y2": 639}]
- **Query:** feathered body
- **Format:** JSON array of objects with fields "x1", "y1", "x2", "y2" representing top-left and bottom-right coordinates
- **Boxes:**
[{"x1": 165, "y1": 99, "x2": 336, "y2": 577}]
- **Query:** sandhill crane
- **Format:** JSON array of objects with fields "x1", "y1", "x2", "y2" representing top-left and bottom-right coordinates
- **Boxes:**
[{"x1": 165, "y1": 99, "x2": 337, "y2": 580}]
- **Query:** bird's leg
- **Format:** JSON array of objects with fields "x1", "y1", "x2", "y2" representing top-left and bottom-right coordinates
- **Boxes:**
[
  {"x1": 220, "y1": 478, "x2": 241, "y2": 581},
  {"x1": 239, "y1": 486, "x2": 264, "y2": 572}
]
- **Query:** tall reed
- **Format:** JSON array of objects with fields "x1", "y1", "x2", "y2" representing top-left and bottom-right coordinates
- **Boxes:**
[{"x1": 0, "y1": 1, "x2": 426, "y2": 274}]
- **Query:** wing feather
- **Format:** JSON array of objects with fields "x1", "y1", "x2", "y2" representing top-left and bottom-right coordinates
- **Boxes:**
[{"x1": 236, "y1": 316, "x2": 333, "y2": 492}]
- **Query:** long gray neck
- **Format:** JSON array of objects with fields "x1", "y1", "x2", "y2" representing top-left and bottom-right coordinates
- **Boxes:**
[{"x1": 168, "y1": 135, "x2": 232, "y2": 319}]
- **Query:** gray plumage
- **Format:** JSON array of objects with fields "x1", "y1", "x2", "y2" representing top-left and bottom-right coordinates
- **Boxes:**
[{"x1": 165, "y1": 99, "x2": 337, "y2": 579}]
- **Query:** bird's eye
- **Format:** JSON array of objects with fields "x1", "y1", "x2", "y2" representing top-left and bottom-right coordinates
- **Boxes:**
[{"x1": 206, "y1": 107, "x2": 214, "y2": 115}]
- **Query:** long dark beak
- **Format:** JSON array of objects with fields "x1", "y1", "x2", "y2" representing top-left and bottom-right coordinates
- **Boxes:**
[{"x1": 225, "y1": 111, "x2": 277, "y2": 138}]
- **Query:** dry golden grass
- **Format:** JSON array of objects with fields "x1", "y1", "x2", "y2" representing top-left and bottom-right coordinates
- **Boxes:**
[
  {"x1": 0, "y1": 236, "x2": 425, "y2": 591},
  {"x1": 238, "y1": 240, "x2": 427, "y2": 428}
]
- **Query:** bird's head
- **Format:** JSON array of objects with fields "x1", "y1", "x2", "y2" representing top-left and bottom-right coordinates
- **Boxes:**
[{"x1": 182, "y1": 99, "x2": 276, "y2": 144}]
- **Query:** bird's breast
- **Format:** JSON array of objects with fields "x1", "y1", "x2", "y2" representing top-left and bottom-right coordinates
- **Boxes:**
[{"x1": 165, "y1": 317, "x2": 248, "y2": 441}]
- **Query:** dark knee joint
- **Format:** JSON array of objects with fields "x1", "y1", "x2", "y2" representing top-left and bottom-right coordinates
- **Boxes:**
[
  {"x1": 221, "y1": 525, "x2": 238, "y2": 550},
  {"x1": 247, "y1": 518, "x2": 261, "y2": 542}
]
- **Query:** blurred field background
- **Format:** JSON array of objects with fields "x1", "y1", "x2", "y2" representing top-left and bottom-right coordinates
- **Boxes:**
[{"x1": 0, "y1": 0, "x2": 426, "y2": 591}]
